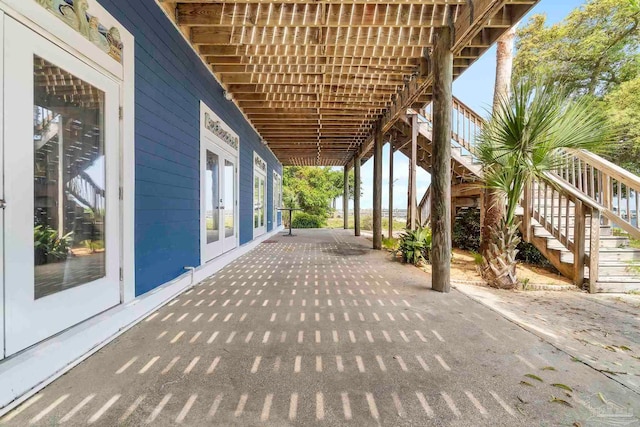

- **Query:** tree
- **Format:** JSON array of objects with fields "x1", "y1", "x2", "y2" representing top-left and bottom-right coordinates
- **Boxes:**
[
  {"x1": 514, "y1": 0, "x2": 639, "y2": 97},
  {"x1": 513, "y1": 0, "x2": 640, "y2": 188},
  {"x1": 482, "y1": 26, "x2": 516, "y2": 255},
  {"x1": 478, "y1": 78, "x2": 610, "y2": 289},
  {"x1": 604, "y1": 76, "x2": 640, "y2": 175},
  {"x1": 283, "y1": 166, "x2": 354, "y2": 218}
]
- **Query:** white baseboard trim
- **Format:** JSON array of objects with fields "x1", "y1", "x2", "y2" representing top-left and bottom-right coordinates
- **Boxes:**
[{"x1": 0, "y1": 226, "x2": 284, "y2": 415}]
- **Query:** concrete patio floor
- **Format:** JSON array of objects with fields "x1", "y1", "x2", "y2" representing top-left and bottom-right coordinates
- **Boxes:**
[{"x1": 2, "y1": 229, "x2": 639, "y2": 426}]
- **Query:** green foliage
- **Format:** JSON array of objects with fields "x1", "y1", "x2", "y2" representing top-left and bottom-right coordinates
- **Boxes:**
[
  {"x1": 478, "y1": 77, "x2": 611, "y2": 230},
  {"x1": 283, "y1": 166, "x2": 356, "y2": 218},
  {"x1": 382, "y1": 236, "x2": 399, "y2": 251},
  {"x1": 453, "y1": 208, "x2": 481, "y2": 252},
  {"x1": 34, "y1": 225, "x2": 72, "y2": 265},
  {"x1": 515, "y1": 0, "x2": 640, "y2": 97},
  {"x1": 604, "y1": 76, "x2": 640, "y2": 174},
  {"x1": 82, "y1": 239, "x2": 104, "y2": 253},
  {"x1": 516, "y1": 238, "x2": 554, "y2": 270},
  {"x1": 396, "y1": 226, "x2": 432, "y2": 265},
  {"x1": 471, "y1": 251, "x2": 483, "y2": 266},
  {"x1": 514, "y1": 0, "x2": 640, "y2": 171},
  {"x1": 291, "y1": 212, "x2": 326, "y2": 228}
]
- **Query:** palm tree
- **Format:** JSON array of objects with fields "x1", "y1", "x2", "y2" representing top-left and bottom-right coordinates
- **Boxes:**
[{"x1": 477, "y1": 78, "x2": 611, "y2": 289}]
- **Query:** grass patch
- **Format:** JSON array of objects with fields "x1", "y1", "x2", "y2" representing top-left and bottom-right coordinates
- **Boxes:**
[{"x1": 325, "y1": 215, "x2": 406, "y2": 235}]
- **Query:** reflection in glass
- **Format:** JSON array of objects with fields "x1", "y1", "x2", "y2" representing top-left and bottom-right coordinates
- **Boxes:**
[
  {"x1": 206, "y1": 150, "x2": 220, "y2": 244},
  {"x1": 33, "y1": 56, "x2": 106, "y2": 299},
  {"x1": 259, "y1": 177, "x2": 265, "y2": 227},
  {"x1": 254, "y1": 176, "x2": 260, "y2": 228},
  {"x1": 224, "y1": 160, "x2": 234, "y2": 238}
]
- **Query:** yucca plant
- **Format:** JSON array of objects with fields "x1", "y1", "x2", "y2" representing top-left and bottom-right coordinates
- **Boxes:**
[
  {"x1": 478, "y1": 77, "x2": 610, "y2": 289},
  {"x1": 396, "y1": 226, "x2": 432, "y2": 265}
]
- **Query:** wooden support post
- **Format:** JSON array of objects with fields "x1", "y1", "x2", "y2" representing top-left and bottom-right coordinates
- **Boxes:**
[
  {"x1": 409, "y1": 114, "x2": 418, "y2": 230},
  {"x1": 373, "y1": 125, "x2": 383, "y2": 249},
  {"x1": 430, "y1": 25, "x2": 453, "y2": 293},
  {"x1": 522, "y1": 181, "x2": 532, "y2": 243},
  {"x1": 573, "y1": 200, "x2": 586, "y2": 288},
  {"x1": 388, "y1": 137, "x2": 394, "y2": 239},
  {"x1": 589, "y1": 208, "x2": 601, "y2": 294},
  {"x1": 343, "y1": 166, "x2": 349, "y2": 229},
  {"x1": 354, "y1": 155, "x2": 361, "y2": 237}
]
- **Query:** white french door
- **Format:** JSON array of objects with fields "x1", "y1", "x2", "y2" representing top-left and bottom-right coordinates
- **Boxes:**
[
  {"x1": 3, "y1": 18, "x2": 121, "y2": 355},
  {"x1": 201, "y1": 139, "x2": 237, "y2": 262},
  {"x1": 254, "y1": 169, "x2": 267, "y2": 238}
]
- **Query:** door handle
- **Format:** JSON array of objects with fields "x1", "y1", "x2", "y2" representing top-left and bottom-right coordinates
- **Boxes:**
[
  {"x1": 220, "y1": 206, "x2": 225, "y2": 210},
  {"x1": 0, "y1": 199, "x2": 6, "y2": 209}
]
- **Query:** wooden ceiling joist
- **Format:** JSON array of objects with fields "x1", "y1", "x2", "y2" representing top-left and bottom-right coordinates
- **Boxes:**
[{"x1": 159, "y1": 0, "x2": 539, "y2": 166}]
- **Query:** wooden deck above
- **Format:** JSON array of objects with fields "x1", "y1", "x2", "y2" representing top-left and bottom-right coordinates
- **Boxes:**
[{"x1": 159, "y1": 0, "x2": 538, "y2": 166}]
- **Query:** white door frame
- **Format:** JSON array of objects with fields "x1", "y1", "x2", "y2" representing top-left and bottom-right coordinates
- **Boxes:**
[
  {"x1": 0, "y1": 10, "x2": 5, "y2": 360},
  {"x1": 0, "y1": 0, "x2": 135, "y2": 304},
  {"x1": 200, "y1": 102, "x2": 239, "y2": 264},
  {"x1": 273, "y1": 170, "x2": 282, "y2": 227},
  {"x1": 3, "y1": 17, "x2": 121, "y2": 355},
  {"x1": 253, "y1": 152, "x2": 268, "y2": 238}
]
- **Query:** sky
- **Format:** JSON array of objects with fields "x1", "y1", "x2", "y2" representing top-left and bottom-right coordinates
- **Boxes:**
[{"x1": 337, "y1": 0, "x2": 585, "y2": 211}]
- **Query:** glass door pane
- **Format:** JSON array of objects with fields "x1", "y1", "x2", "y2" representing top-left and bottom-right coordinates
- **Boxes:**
[
  {"x1": 205, "y1": 150, "x2": 220, "y2": 244},
  {"x1": 33, "y1": 56, "x2": 106, "y2": 299},
  {"x1": 259, "y1": 176, "x2": 266, "y2": 228},
  {"x1": 224, "y1": 159, "x2": 234, "y2": 239},
  {"x1": 254, "y1": 175, "x2": 260, "y2": 229}
]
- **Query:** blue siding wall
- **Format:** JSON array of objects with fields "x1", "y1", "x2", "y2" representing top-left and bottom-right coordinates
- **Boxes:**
[{"x1": 98, "y1": 0, "x2": 282, "y2": 296}]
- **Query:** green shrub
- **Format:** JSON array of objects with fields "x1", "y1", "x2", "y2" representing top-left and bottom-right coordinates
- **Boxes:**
[
  {"x1": 360, "y1": 215, "x2": 373, "y2": 231},
  {"x1": 34, "y1": 225, "x2": 73, "y2": 265},
  {"x1": 516, "y1": 239, "x2": 554, "y2": 269},
  {"x1": 396, "y1": 226, "x2": 432, "y2": 265},
  {"x1": 291, "y1": 212, "x2": 326, "y2": 228},
  {"x1": 453, "y1": 208, "x2": 481, "y2": 252},
  {"x1": 382, "y1": 236, "x2": 399, "y2": 251}
]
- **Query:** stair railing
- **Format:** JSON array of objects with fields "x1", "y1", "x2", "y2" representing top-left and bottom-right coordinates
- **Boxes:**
[
  {"x1": 418, "y1": 185, "x2": 431, "y2": 226},
  {"x1": 552, "y1": 149, "x2": 640, "y2": 240},
  {"x1": 521, "y1": 173, "x2": 602, "y2": 291},
  {"x1": 422, "y1": 96, "x2": 484, "y2": 154}
]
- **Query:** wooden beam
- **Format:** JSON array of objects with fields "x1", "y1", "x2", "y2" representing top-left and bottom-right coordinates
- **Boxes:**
[
  {"x1": 373, "y1": 124, "x2": 383, "y2": 249},
  {"x1": 344, "y1": 166, "x2": 350, "y2": 229},
  {"x1": 354, "y1": 155, "x2": 361, "y2": 236},
  {"x1": 430, "y1": 25, "x2": 453, "y2": 294},
  {"x1": 388, "y1": 135, "x2": 394, "y2": 239},
  {"x1": 409, "y1": 114, "x2": 418, "y2": 230}
]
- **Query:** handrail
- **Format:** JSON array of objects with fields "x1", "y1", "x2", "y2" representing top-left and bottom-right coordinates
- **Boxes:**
[{"x1": 551, "y1": 149, "x2": 640, "y2": 240}]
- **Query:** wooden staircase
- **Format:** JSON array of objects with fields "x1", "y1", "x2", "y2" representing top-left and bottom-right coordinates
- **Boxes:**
[{"x1": 411, "y1": 98, "x2": 640, "y2": 293}]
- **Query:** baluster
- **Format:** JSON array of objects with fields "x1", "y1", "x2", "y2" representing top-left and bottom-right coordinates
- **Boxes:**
[
  {"x1": 573, "y1": 199, "x2": 586, "y2": 287},
  {"x1": 602, "y1": 173, "x2": 611, "y2": 226},
  {"x1": 535, "y1": 180, "x2": 541, "y2": 222},
  {"x1": 571, "y1": 156, "x2": 576, "y2": 186},
  {"x1": 589, "y1": 208, "x2": 601, "y2": 294},
  {"x1": 550, "y1": 187, "x2": 555, "y2": 231},
  {"x1": 543, "y1": 182, "x2": 549, "y2": 227},
  {"x1": 564, "y1": 198, "x2": 570, "y2": 246},
  {"x1": 636, "y1": 189, "x2": 639, "y2": 228},
  {"x1": 627, "y1": 185, "x2": 631, "y2": 223},
  {"x1": 590, "y1": 165, "x2": 596, "y2": 199},
  {"x1": 617, "y1": 181, "x2": 622, "y2": 218}
]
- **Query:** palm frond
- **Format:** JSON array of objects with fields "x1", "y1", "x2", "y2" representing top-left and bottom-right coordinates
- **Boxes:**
[{"x1": 478, "y1": 76, "x2": 613, "y2": 226}]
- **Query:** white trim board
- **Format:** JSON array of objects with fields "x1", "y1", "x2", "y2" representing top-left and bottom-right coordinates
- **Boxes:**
[{"x1": 0, "y1": 225, "x2": 284, "y2": 415}]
